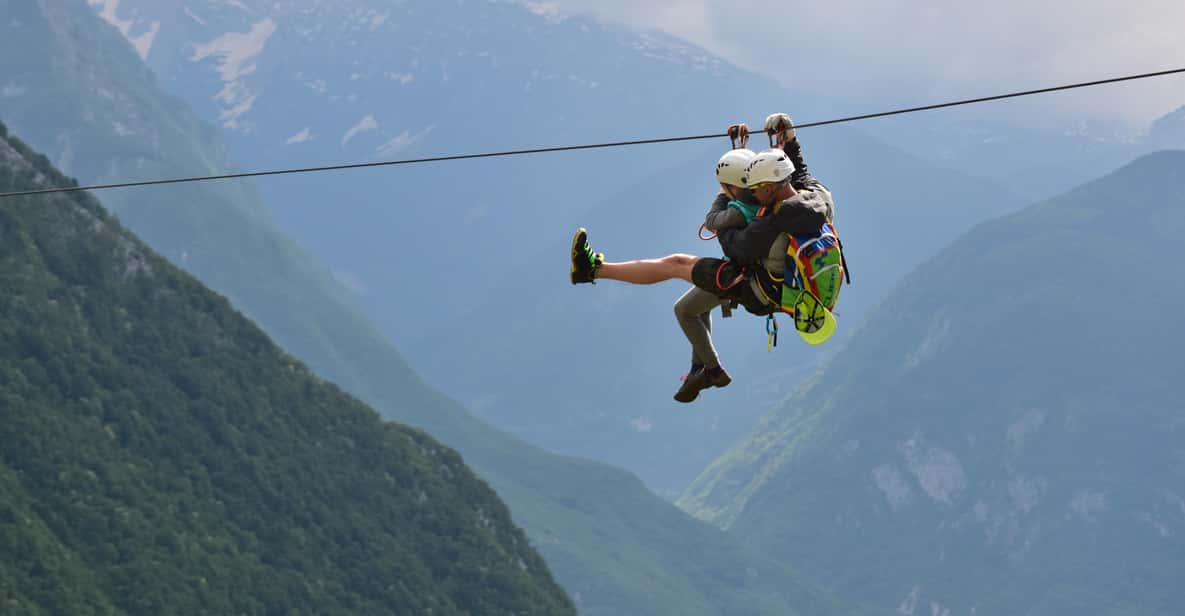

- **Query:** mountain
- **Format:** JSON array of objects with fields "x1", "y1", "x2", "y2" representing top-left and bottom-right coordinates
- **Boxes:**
[
  {"x1": 87, "y1": 0, "x2": 1024, "y2": 494},
  {"x1": 2, "y1": 0, "x2": 378, "y2": 396},
  {"x1": 1, "y1": 2, "x2": 849, "y2": 613},
  {"x1": 88, "y1": 0, "x2": 799, "y2": 335},
  {"x1": 861, "y1": 112, "x2": 1167, "y2": 202},
  {"x1": 679, "y1": 151, "x2": 1185, "y2": 615},
  {"x1": 413, "y1": 127, "x2": 1021, "y2": 495},
  {"x1": 0, "y1": 122, "x2": 573, "y2": 615},
  {"x1": 1148, "y1": 104, "x2": 1185, "y2": 149}
]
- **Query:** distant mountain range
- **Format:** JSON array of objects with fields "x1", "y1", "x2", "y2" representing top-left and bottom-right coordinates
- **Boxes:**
[
  {"x1": 1148, "y1": 103, "x2": 1185, "y2": 149},
  {"x1": 681, "y1": 150, "x2": 1185, "y2": 615},
  {"x1": 1, "y1": 2, "x2": 856, "y2": 613},
  {"x1": 80, "y1": 0, "x2": 1063, "y2": 495},
  {"x1": 861, "y1": 110, "x2": 1181, "y2": 201}
]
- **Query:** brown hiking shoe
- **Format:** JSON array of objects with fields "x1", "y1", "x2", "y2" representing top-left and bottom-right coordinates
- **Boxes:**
[{"x1": 674, "y1": 366, "x2": 731, "y2": 403}]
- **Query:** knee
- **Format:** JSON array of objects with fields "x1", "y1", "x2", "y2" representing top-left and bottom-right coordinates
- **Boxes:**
[
  {"x1": 665, "y1": 254, "x2": 698, "y2": 268},
  {"x1": 674, "y1": 297, "x2": 692, "y2": 319}
]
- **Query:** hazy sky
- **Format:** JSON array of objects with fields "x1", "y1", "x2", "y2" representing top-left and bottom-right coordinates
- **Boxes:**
[{"x1": 533, "y1": 0, "x2": 1185, "y2": 129}]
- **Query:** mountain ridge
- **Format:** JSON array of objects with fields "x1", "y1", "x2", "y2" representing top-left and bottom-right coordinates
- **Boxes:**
[
  {"x1": 2, "y1": 2, "x2": 852, "y2": 613},
  {"x1": 679, "y1": 149, "x2": 1185, "y2": 615},
  {"x1": 91, "y1": 0, "x2": 1029, "y2": 494},
  {"x1": 0, "y1": 121, "x2": 575, "y2": 615}
]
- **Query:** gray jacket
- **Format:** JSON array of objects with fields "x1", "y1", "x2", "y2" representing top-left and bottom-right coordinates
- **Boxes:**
[
  {"x1": 703, "y1": 192, "x2": 748, "y2": 232},
  {"x1": 759, "y1": 180, "x2": 835, "y2": 278}
]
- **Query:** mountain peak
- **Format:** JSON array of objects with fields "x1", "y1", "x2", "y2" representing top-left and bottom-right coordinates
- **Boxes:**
[{"x1": 1148, "y1": 104, "x2": 1185, "y2": 149}]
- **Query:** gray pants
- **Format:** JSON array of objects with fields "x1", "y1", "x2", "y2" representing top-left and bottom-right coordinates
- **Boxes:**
[{"x1": 674, "y1": 286, "x2": 726, "y2": 368}]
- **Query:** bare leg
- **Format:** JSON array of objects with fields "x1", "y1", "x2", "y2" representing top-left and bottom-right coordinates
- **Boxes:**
[{"x1": 598, "y1": 254, "x2": 697, "y2": 285}]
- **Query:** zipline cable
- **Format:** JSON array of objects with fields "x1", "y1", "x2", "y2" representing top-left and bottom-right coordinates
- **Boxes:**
[{"x1": 3, "y1": 66, "x2": 1184, "y2": 200}]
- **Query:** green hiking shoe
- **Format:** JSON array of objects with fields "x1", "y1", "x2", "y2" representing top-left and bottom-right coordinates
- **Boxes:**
[{"x1": 570, "y1": 227, "x2": 603, "y2": 284}]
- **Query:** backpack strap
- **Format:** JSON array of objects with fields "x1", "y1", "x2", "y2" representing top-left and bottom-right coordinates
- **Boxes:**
[{"x1": 835, "y1": 231, "x2": 851, "y2": 285}]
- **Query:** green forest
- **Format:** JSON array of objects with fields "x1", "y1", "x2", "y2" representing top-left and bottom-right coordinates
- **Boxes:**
[{"x1": 0, "y1": 122, "x2": 574, "y2": 615}]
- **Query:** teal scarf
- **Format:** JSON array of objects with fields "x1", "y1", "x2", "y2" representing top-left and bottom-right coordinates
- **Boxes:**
[{"x1": 727, "y1": 199, "x2": 761, "y2": 224}]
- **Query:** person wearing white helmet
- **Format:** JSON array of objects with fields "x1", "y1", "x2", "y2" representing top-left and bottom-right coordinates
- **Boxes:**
[
  {"x1": 714, "y1": 114, "x2": 838, "y2": 328},
  {"x1": 569, "y1": 141, "x2": 764, "y2": 401},
  {"x1": 570, "y1": 115, "x2": 834, "y2": 401},
  {"x1": 666, "y1": 145, "x2": 757, "y2": 401}
]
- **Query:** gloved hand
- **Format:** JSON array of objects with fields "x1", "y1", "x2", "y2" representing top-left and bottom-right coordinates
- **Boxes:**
[
  {"x1": 765, "y1": 113, "x2": 810, "y2": 182},
  {"x1": 727, "y1": 123, "x2": 750, "y2": 149},
  {"x1": 764, "y1": 113, "x2": 796, "y2": 146}
]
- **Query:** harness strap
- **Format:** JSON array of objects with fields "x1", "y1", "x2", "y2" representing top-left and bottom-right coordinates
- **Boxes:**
[{"x1": 715, "y1": 261, "x2": 746, "y2": 291}]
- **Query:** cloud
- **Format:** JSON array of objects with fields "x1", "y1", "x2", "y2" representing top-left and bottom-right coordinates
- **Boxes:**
[{"x1": 535, "y1": 0, "x2": 1185, "y2": 126}]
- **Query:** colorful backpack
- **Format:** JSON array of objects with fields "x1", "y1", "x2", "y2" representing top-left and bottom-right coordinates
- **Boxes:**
[{"x1": 778, "y1": 222, "x2": 848, "y2": 344}]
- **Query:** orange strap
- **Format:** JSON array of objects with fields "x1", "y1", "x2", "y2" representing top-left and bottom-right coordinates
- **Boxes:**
[{"x1": 715, "y1": 261, "x2": 746, "y2": 291}]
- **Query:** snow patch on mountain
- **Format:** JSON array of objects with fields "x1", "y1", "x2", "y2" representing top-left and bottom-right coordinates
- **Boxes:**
[
  {"x1": 1007, "y1": 410, "x2": 1045, "y2": 453},
  {"x1": 629, "y1": 417, "x2": 654, "y2": 433},
  {"x1": 1, "y1": 83, "x2": 28, "y2": 98},
  {"x1": 873, "y1": 464, "x2": 914, "y2": 511},
  {"x1": 190, "y1": 18, "x2": 276, "y2": 130},
  {"x1": 629, "y1": 32, "x2": 725, "y2": 74},
  {"x1": 904, "y1": 313, "x2": 950, "y2": 370},
  {"x1": 385, "y1": 72, "x2": 416, "y2": 85},
  {"x1": 184, "y1": 7, "x2": 207, "y2": 26},
  {"x1": 900, "y1": 436, "x2": 966, "y2": 505},
  {"x1": 191, "y1": 18, "x2": 276, "y2": 82},
  {"x1": 1069, "y1": 490, "x2": 1107, "y2": 523},
  {"x1": 225, "y1": 0, "x2": 254, "y2": 13},
  {"x1": 897, "y1": 586, "x2": 921, "y2": 615},
  {"x1": 520, "y1": 2, "x2": 567, "y2": 23},
  {"x1": 285, "y1": 127, "x2": 314, "y2": 144},
  {"x1": 1007, "y1": 476, "x2": 1046, "y2": 515},
  {"x1": 1166, "y1": 490, "x2": 1185, "y2": 519},
  {"x1": 342, "y1": 115, "x2": 379, "y2": 146},
  {"x1": 305, "y1": 79, "x2": 328, "y2": 95},
  {"x1": 88, "y1": 0, "x2": 159, "y2": 60},
  {"x1": 1138, "y1": 512, "x2": 1171, "y2": 538},
  {"x1": 376, "y1": 126, "x2": 434, "y2": 156}
]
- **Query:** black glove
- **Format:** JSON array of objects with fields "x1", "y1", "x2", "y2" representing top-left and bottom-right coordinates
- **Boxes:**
[{"x1": 781, "y1": 137, "x2": 812, "y2": 188}]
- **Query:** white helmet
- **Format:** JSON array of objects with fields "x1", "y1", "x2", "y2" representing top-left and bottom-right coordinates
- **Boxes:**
[
  {"x1": 742, "y1": 149, "x2": 795, "y2": 187},
  {"x1": 715, "y1": 148, "x2": 756, "y2": 188}
]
